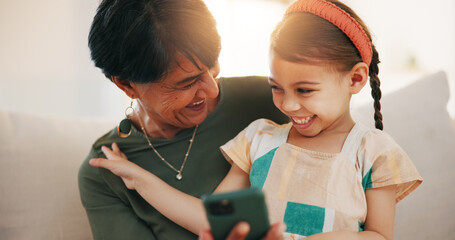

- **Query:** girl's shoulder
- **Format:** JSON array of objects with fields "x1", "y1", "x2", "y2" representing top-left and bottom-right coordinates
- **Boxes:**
[
  {"x1": 342, "y1": 123, "x2": 410, "y2": 169},
  {"x1": 353, "y1": 123, "x2": 404, "y2": 155},
  {"x1": 243, "y1": 118, "x2": 292, "y2": 138},
  {"x1": 352, "y1": 124, "x2": 422, "y2": 202},
  {"x1": 350, "y1": 123, "x2": 415, "y2": 178},
  {"x1": 247, "y1": 118, "x2": 290, "y2": 129}
]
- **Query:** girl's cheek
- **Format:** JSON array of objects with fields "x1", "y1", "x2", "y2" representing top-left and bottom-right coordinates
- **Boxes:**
[{"x1": 272, "y1": 95, "x2": 282, "y2": 108}]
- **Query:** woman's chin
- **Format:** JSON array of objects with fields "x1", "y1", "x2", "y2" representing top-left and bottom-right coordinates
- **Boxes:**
[{"x1": 178, "y1": 113, "x2": 208, "y2": 128}]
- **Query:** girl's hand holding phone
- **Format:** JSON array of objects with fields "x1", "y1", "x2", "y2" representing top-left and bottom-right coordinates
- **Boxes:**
[
  {"x1": 201, "y1": 188, "x2": 286, "y2": 240},
  {"x1": 199, "y1": 222, "x2": 286, "y2": 240}
]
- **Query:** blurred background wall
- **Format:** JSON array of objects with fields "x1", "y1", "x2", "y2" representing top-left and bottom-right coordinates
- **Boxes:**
[{"x1": 1, "y1": 0, "x2": 454, "y2": 119}]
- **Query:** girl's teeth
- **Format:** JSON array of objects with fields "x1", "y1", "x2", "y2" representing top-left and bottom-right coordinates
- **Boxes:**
[{"x1": 293, "y1": 116, "x2": 313, "y2": 124}]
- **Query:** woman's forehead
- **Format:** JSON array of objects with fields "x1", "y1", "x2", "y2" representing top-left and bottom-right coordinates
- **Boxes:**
[{"x1": 161, "y1": 54, "x2": 207, "y2": 85}]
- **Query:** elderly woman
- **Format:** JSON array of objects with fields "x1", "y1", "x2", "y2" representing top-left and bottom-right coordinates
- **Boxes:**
[{"x1": 77, "y1": 0, "x2": 288, "y2": 239}]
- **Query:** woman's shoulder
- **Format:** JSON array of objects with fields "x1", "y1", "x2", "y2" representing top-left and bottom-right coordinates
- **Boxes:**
[
  {"x1": 218, "y1": 76, "x2": 288, "y2": 125},
  {"x1": 79, "y1": 127, "x2": 117, "y2": 176},
  {"x1": 220, "y1": 75, "x2": 269, "y2": 86},
  {"x1": 90, "y1": 124, "x2": 147, "y2": 152},
  {"x1": 81, "y1": 125, "x2": 143, "y2": 169},
  {"x1": 79, "y1": 125, "x2": 139, "y2": 193},
  {"x1": 220, "y1": 76, "x2": 271, "y2": 101},
  {"x1": 89, "y1": 127, "x2": 118, "y2": 153}
]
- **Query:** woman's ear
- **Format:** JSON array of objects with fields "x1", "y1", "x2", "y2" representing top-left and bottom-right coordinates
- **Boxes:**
[
  {"x1": 349, "y1": 62, "x2": 369, "y2": 94},
  {"x1": 112, "y1": 76, "x2": 137, "y2": 98}
]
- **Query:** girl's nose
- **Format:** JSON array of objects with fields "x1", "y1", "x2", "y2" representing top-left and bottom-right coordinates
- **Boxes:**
[{"x1": 281, "y1": 94, "x2": 301, "y2": 112}]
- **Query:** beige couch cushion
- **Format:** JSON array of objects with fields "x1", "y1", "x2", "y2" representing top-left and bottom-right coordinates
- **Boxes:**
[
  {"x1": 353, "y1": 71, "x2": 455, "y2": 239},
  {"x1": 0, "y1": 111, "x2": 114, "y2": 240}
]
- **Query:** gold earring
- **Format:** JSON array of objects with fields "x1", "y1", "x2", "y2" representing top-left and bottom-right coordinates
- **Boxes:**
[{"x1": 118, "y1": 98, "x2": 134, "y2": 138}]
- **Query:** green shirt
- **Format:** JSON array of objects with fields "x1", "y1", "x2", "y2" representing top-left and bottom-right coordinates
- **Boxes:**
[{"x1": 78, "y1": 76, "x2": 289, "y2": 240}]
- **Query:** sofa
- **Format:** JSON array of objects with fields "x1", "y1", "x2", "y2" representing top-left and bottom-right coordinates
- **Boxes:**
[{"x1": 1, "y1": 71, "x2": 454, "y2": 240}]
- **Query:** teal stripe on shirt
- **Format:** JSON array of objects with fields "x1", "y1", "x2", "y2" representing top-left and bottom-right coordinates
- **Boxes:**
[
  {"x1": 250, "y1": 147, "x2": 278, "y2": 189},
  {"x1": 284, "y1": 202, "x2": 325, "y2": 236},
  {"x1": 362, "y1": 168, "x2": 373, "y2": 190}
]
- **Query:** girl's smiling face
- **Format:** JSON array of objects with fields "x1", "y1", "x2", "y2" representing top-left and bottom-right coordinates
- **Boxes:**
[{"x1": 269, "y1": 52, "x2": 355, "y2": 138}]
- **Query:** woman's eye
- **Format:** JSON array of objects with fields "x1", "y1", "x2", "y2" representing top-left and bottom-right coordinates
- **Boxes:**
[
  {"x1": 182, "y1": 81, "x2": 197, "y2": 89},
  {"x1": 297, "y1": 88, "x2": 313, "y2": 94}
]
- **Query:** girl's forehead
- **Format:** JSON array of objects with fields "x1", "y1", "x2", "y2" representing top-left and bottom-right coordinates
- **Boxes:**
[
  {"x1": 271, "y1": 56, "x2": 326, "y2": 75},
  {"x1": 270, "y1": 57, "x2": 347, "y2": 85}
]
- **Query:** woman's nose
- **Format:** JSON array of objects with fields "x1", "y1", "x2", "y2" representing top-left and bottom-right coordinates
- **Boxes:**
[
  {"x1": 281, "y1": 94, "x2": 301, "y2": 112},
  {"x1": 197, "y1": 73, "x2": 219, "y2": 99}
]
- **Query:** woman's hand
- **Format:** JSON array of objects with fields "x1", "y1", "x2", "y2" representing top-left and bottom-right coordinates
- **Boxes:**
[
  {"x1": 199, "y1": 222, "x2": 286, "y2": 240},
  {"x1": 89, "y1": 142, "x2": 146, "y2": 190}
]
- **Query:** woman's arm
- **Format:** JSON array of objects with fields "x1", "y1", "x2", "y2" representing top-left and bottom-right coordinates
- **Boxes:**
[
  {"x1": 305, "y1": 185, "x2": 397, "y2": 240},
  {"x1": 89, "y1": 142, "x2": 250, "y2": 235},
  {"x1": 79, "y1": 147, "x2": 158, "y2": 240}
]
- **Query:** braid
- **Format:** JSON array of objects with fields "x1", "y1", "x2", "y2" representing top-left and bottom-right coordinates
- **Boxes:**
[{"x1": 368, "y1": 45, "x2": 383, "y2": 130}]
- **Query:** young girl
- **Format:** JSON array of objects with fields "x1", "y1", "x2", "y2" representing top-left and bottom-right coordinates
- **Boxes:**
[{"x1": 90, "y1": 0, "x2": 422, "y2": 239}]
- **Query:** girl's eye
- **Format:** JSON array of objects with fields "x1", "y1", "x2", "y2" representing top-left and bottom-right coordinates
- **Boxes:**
[
  {"x1": 270, "y1": 85, "x2": 281, "y2": 91},
  {"x1": 297, "y1": 88, "x2": 313, "y2": 94}
]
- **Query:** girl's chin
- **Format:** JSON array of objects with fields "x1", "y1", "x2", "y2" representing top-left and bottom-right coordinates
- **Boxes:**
[{"x1": 294, "y1": 128, "x2": 320, "y2": 138}]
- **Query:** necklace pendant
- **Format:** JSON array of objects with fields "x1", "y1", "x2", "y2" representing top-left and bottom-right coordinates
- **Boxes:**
[{"x1": 176, "y1": 173, "x2": 183, "y2": 180}]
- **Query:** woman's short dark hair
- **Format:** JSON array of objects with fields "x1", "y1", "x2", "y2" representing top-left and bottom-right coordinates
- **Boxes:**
[{"x1": 88, "y1": 0, "x2": 221, "y2": 83}]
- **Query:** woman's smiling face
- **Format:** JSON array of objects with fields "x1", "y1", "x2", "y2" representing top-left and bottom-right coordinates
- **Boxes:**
[
  {"x1": 131, "y1": 54, "x2": 220, "y2": 133},
  {"x1": 268, "y1": 52, "x2": 354, "y2": 137}
]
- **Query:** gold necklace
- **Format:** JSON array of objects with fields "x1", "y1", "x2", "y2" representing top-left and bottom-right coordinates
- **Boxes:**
[{"x1": 136, "y1": 113, "x2": 198, "y2": 180}]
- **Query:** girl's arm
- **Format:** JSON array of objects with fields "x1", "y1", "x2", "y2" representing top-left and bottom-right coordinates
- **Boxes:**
[
  {"x1": 305, "y1": 185, "x2": 396, "y2": 240},
  {"x1": 89, "y1": 142, "x2": 250, "y2": 235}
]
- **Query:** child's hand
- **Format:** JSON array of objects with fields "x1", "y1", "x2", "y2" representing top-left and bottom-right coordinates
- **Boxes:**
[
  {"x1": 89, "y1": 142, "x2": 145, "y2": 190},
  {"x1": 198, "y1": 222, "x2": 285, "y2": 240}
]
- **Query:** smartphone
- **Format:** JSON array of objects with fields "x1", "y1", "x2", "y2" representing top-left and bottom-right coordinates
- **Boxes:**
[{"x1": 201, "y1": 188, "x2": 270, "y2": 240}]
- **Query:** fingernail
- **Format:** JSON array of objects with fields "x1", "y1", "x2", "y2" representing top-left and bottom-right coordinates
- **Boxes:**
[
  {"x1": 239, "y1": 222, "x2": 250, "y2": 234},
  {"x1": 199, "y1": 230, "x2": 210, "y2": 240}
]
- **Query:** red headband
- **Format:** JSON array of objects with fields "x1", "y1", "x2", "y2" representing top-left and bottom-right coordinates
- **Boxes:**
[{"x1": 286, "y1": 0, "x2": 372, "y2": 66}]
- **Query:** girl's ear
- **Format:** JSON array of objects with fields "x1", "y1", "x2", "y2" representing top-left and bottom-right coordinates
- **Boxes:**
[
  {"x1": 349, "y1": 62, "x2": 369, "y2": 94},
  {"x1": 112, "y1": 76, "x2": 137, "y2": 99}
]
